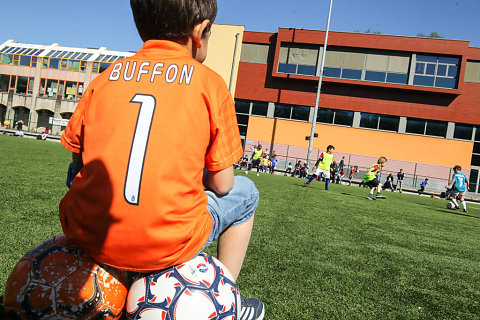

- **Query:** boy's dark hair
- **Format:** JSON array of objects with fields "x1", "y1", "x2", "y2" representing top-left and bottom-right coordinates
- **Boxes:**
[
  {"x1": 453, "y1": 165, "x2": 462, "y2": 171},
  {"x1": 326, "y1": 145, "x2": 335, "y2": 151},
  {"x1": 130, "y1": 0, "x2": 217, "y2": 43}
]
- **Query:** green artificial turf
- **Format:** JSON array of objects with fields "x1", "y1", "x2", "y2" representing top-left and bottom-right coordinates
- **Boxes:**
[{"x1": 1, "y1": 135, "x2": 479, "y2": 319}]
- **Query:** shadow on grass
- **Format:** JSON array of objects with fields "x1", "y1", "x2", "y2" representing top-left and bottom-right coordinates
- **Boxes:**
[
  {"x1": 439, "y1": 209, "x2": 480, "y2": 219},
  {"x1": 340, "y1": 192, "x2": 369, "y2": 200}
]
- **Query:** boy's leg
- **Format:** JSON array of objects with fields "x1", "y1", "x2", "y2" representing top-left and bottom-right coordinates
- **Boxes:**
[
  {"x1": 367, "y1": 186, "x2": 376, "y2": 200},
  {"x1": 205, "y1": 176, "x2": 265, "y2": 319},
  {"x1": 459, "y1": 195, "x2": 467, "y2": 212},
  {"x1": 217, "y1": 215, "x2": 254, "y2": 280},
  {"x1": 304, "y1": 174, "x2": 317, "y2": 186},
  {"x1": 205, "y1": 176, "x2": 259, "y2": 281}
]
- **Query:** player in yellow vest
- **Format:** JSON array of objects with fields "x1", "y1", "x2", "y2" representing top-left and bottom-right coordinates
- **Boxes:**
[
  {"x1": 364, "y1": 156, "x2": 388, "y2": 200},
  {"x1": 250, "y1": 144, "x2": 264, "y2": 176},
  {"x1": 303, "y1": 145, "x2": 335, "y2": 190}
]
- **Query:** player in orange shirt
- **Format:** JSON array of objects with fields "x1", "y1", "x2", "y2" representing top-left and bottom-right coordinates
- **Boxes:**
[{"x1": 61, "y1": 0, "x2": 264, "y2": 318}]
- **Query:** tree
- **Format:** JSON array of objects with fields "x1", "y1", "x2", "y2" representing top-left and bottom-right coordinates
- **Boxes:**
[
  {"x1": 364, "y1": 28, "x2": 382, "y2": 35},
  {"x1": 417, "y1": 32, "x2": 443, "y2": 39}
]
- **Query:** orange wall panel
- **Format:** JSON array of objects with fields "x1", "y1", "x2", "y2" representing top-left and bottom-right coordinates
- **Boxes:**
[{"x1": 246, "y1": 116, "x2": 473, "y2": 168}]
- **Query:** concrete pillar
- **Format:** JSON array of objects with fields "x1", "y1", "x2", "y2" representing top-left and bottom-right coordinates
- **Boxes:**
[
  {"x1": 398, "y1": 116, "x2": 407, "y2": 133},
  {"x1": 446, "y1": 122, "x2": 455, "y2": 139},
  {"x1": 352, "y1": 111, "x2": 361, "y2": 128},
  {"x1": 267, "y1": 102, "x2": 275, "y2": 118}
]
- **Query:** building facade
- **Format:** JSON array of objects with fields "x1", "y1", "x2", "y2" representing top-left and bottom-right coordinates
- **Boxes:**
[
  {"x1": 235, "y1": 28, "x2": 480, "y2": 192},
  {"x1": 0, "y1": 40, "x2": 134, "y2": 134},
  {"x1": 0, "y1": 24, "x2": 244, "y2": 135}
]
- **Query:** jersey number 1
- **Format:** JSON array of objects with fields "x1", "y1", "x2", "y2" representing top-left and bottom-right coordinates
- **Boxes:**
[{"x1": 124, "y1": 94, "x2": 156, "y2": 205}]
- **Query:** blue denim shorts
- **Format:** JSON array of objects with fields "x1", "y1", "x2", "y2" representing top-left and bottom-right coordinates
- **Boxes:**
[{"x1": 201, "y1": 176, "x2": 259, "y2": 250}]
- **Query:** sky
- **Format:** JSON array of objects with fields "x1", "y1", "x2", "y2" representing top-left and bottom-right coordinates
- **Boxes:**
[{"x1": 0, "y1": 0, "x2": 479, "y2": 52}]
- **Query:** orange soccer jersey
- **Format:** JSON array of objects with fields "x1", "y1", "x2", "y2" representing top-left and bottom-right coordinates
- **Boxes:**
[{"x1": 59, "y1": 40, "x2": 243, "y2": 272}]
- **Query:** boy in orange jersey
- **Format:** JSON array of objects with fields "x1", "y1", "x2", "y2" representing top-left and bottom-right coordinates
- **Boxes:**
[{"x1": 60, "y1": 0, "x2": 264, "y2": 318}]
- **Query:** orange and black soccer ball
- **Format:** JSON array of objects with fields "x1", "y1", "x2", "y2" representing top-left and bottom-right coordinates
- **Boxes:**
[{"x1": 3, "y1": 235, "x2": 128, "y2": 319}]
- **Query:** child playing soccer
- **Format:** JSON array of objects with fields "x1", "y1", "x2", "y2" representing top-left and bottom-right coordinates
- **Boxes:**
[
  {"x1": 446, "y1": 165, "x2": 469, "y2": 213},
  {"x1": 364, "y1": 157, "x2": 388, "y2": 200},
  {"x1": 303, "y1": 145, "x2": 335, "y2": 190},
  {"x1": 418, "y1": 178, "x2": 429, "y2": 195},
  {"x1": 60, "y1": 0, "x2": 264, "y2": 318}
]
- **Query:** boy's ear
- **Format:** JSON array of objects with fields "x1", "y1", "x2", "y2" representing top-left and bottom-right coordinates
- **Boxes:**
[{"x1": 192, "y1": 19, "x2": 211, "y2": 48}]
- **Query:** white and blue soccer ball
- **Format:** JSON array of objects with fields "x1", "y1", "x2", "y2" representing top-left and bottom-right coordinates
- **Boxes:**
[
  {"x1": 446, "y1": 202, "x2": 455, "y2": 209},
  {"x1": 126, "y1": 252, "x2": 240, "y2": 320}
]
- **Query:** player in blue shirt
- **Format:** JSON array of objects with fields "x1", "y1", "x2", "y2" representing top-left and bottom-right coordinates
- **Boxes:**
[{"x1": 446, "y1": 165, "x2": 469, "y2": 213}]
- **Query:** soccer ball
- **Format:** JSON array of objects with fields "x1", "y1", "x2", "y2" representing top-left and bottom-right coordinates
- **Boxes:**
[
  {"x1": 3, "y1": 120, "x2": 10, "y2": 126},
  {"x1": 446, "y1": 202, "x2": 455, "y2": 209},
  {"x1": 3, "y1": 235, "x2": 128, "y2": 319},
  {"x1": 126, "y1": 252, "x2": 240, "y2": 320}
]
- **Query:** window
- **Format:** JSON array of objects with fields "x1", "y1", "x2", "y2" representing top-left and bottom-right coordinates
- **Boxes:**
[
  {"x1": 465, "y1": 61, "x2": 480, "y2": 83},
  {"x1": 425, "y1": 120, "x2": 447, "y2": 137},
  {"x1": 334, "y1": 110, "x2": 354, "y2": 126},
  {"x1": 406, "y1": 118, "x2": 447, "y2": 137},
  {"x1": 274, "y1": 103, "x2": 310, "y2": 121},
  {"x1": 1, "y1": 53, "x2": 13, "y2": 64},
  {"x1": 475, "y1": 126, "x2": 480, "y2": 141},
  {"x1": 291, "y1": 106, "x2": 310, "y2": 121},
  {"x1": 454, "y1": 123, "x2": 473, "y2": 140},
  {"x1": 240, "y1": 43, "x2": 270, "y2": 64},
  {"x1": 64, "y1": 82, "x2": 77, "y2": 100},
  {"x1": 46, "y1": 79, "x2": 58, "y2": 98},
  {"x1": 378, "y1": 115, "x2": 400, "y2": 132},
  {"x1": 316, "y1": 108, "x2": 334, "y2": 124},
  {"x1": 406, "y1": 118, "x2": 426, "y2": 134},
  {"x1": 251, "y1": 101, "x2": 268, "y2": 116},
  {"x1": 274, "y1": 104, "x2": 291, "y2": 119},
  {"x1": 359, "y1": 113, "x2": 399, "y2": 131},
  {"x1": 0, "y1": 74, "x2": 9, "y2": 92},
  {"x1": 316, "y1": 108, "x2": 353, "y2": 126},
  {"x1": 278, "y1": 43, "x2": 319, "y2": 76},
  {"x1": 19, "y1": 55, "x2": 31, "y2": 67},
  {"x1": 324, "y1": 48, "x2": 409, "y2": 85},
  {"x1": 236, "y1": 114, "x2": 249, "y2": 126},
  {"x1": 99, "y1": 62, "x2": 111, "y2": 73},
  {"x1": 67, "y1": 60, "x2": 80, "y2": 71},
  {"x1": 472, "y1": 147, "x2": 480, "y2": 166},
  {"x1": 49, "y1": 58, "x2": 60, "y2": 69},
  {"x1": 360, "y1": 113, "x2": 379, "y2": 129},
  {"x1": 413, "y1": 54, "x2": 459, "y2": 89},
  {"x1": 468, "y1": 169, "x2": 478, "y2": 192},
  {"x1": 15, "y1": 76, "x2": 28, "y2": 94},
  {"x1": 27, "y1": 77, "x2": 34, "y2": 95},
  {"x1": 235, "y1": 99, "x2": 250, "y2": 114}
]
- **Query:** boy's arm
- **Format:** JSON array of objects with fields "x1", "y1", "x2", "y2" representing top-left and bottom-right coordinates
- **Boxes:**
[{"x1": 203, "y1": 166, "x2": 234, "y2": 196}]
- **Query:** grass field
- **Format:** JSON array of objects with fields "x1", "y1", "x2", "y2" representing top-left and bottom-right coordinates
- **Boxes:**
[{"x1": 1, "y1": 134, "x2": 479, "y2": 319}]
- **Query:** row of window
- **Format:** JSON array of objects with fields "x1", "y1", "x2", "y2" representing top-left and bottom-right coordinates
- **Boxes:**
[
  {"x1": 241, "y1": 43, "x2": 464, "y2": 89},
  {"x1": 1, "y1": 53, "x2": 113, "y2": 74},
  {"x1": 39, "y1": 78, "x2": 84, "y2": 100},
  {"x1": 235, "y1": 99, "x2": 480, "y2": 141},
  {"x1": 0, "y1": 73, "x2": 84, "y2": 100},
  {"x1": 0, "y1": 74, "x2": 34, "y2": 95}
]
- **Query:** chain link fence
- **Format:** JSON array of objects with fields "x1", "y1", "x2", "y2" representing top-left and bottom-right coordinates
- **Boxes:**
[{"x1": 244, "y1": 140, "x2": 468, "y2": 194}]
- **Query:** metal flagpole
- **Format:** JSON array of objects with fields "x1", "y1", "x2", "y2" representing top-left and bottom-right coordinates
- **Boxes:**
[{"x1": 306, "y1": 0, "x2": 333, "y2": 169}]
